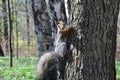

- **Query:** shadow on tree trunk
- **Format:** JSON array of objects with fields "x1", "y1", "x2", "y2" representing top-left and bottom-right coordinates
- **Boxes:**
[{"x1": 0, "y1": 45, "x2": 4, "y2": 56}]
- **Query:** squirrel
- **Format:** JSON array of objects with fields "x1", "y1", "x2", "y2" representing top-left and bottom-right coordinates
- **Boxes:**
[
  {"x1": 36, "y1": 20, "x2": 73, "y2": 80},
  {"x1": 54, "y1": 20, "x2": 73, "y2": 57}
]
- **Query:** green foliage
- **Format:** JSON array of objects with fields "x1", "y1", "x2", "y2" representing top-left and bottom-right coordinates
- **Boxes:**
[
  {"x1": 0, "y1": 57, "x2": 38, "y2": 80},
  {"x1": 0, "y1": 57, "x2": 120, "y2": 80},
  {"x1": 116, "y1": 61, "x2": 120, "y2": 80}
]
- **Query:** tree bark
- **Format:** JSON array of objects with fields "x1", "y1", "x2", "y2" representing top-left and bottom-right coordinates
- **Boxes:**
[
  {"x1": 0, "y1": 45, "x2": 4, "y2": 56},
  {"x1": 15, "y1": 8, "x2": 18, "y2": 59},
  {"x1": 11, "y1": 0, "x2": 14, "y2": 51},
  {"x1": 2, "y1": 0, "x2": 8, "y2": 55},
  {"x1": 8, "y1": 0, "x2": 13, "y2": 67},
  {"x1": 65, "y1": 0, "x2": 119, "y2": 80},
  {"x1": 31, "y1": 0, "x2": 52, "y2": 56},
  {"x1": 26, "y1": 0, "x2": 30, "y2": 54}
]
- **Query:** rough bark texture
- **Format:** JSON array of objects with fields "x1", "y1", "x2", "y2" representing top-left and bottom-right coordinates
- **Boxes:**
[
  {"x1": 2, "y1": 0, "x2": 8, "y2": 55},
  {"x1": 65, "y1": 0, "x2": 119, "y2": 80},
  {"x1": 32, "y1": 0, "x2": 52, "y2": 56}
]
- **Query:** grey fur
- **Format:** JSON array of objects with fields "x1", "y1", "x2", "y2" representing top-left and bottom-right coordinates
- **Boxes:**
[
  {"x1": 54, "y1": 33, "x2": 67, "y2": 57},
  {"x1": 36, "y1": 52, "x2": 60, "y2": 80}
]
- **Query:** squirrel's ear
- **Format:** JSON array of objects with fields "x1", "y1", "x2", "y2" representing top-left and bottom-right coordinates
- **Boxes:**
[{"x1": 57, "y1": 25, "x2": 61, "y2": 29}]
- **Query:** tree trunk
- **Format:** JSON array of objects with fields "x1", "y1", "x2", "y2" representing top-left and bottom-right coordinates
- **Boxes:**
[
  {"x1": 0, "y1": 45, "x2": 4, "y2": 56},
  {"x1": 15, "y1": 10, "x2": 18, "y2": 59},
  {"x1": 65, "y1": 0, "x2": 119, "y2": 80},
  {"x1": 11, "y1": 0, "x2": 14, "y2": 51},
  {"x1": 26, "y1": 0, "x2": 30, "y2": 54},
  {"x1": 31, "y1": 0, "x2": 52, "y2": 56},
  {"x1": 2, "y1": 0, "x2": 8, "y2": 55},
  {"x1": 8, "y1": 0, "x2": 13, "y2": 67}
]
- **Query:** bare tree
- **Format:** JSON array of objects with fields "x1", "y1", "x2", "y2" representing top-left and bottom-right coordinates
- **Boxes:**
[
  {"x1": 25, "y1": 0, "x2": 30, "y2": 54},
  {"x1": 15, "y1": 7, "x2": 18, "y2": 59},
  {"x1": 14, "y1": 0, "x2": 19, "y2": 59},
  {"x1": 8, "y1": 0, "x2": 13, "y2": 67},
  {"x1": 11, "y1": 0, "x2": 14, "y2": 50}
]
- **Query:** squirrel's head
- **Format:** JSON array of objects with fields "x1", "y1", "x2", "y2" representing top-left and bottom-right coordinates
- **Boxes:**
[{"x1": 56, "y1": 20, "x2": 73, "y2": 37}]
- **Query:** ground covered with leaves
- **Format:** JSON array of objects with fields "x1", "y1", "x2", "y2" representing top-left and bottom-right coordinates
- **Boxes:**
[{"x1": 0, "y1": 57, "x2": 120, "y2": 80}]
